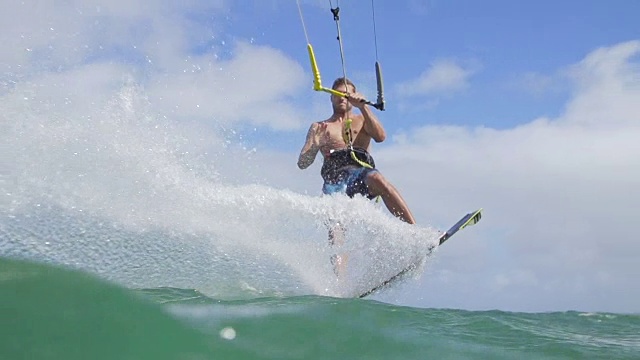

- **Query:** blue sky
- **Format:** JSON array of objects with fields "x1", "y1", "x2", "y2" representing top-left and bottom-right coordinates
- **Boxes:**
[
  {"x1": 220, "y1": 0, "x2": 640, "y2": 130},
  {"x1": 2, "y1": 0, "x2": 640, "y2": 313}
]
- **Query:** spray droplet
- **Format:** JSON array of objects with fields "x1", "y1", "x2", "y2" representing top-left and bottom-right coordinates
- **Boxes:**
[{"x1": 219, "y1": 326, "x2": 236, "y2": 340}]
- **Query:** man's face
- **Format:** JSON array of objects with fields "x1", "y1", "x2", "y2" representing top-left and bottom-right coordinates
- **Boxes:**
[{"x1": 331, "y1": 83, "x2": 354, "y2": 113}]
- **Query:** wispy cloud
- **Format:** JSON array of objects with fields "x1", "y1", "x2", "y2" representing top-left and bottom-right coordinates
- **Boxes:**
[
  {"x1": 407, "y1": 0, "x2": 436, "y2": 16},
  {"x1": 395, "y1": 59, "x2": 478, "y2": 98},
  {"x1": 517, "y1": 71, "x2": 563, "y2": 96}
]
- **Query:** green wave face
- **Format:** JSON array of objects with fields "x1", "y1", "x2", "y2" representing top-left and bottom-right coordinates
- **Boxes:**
[
  {"x1": 3, "y1": 258, "x2": 639, "y2": 360},
  {"x1": 0, "y1": 258, "x2": 250, "y2": 360}
]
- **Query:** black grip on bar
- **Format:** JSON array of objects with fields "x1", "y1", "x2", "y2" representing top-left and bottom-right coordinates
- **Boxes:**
[{"x1": 375, "y1": 61, "x2": 385, "y2": 111}]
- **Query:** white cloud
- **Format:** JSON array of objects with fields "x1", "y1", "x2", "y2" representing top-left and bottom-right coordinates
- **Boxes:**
[
  {"x1": 146, "y1": 41, "x2": 307, "y2": 130},
  {"x1": 375, "y1": 40, "x2": 640, "y2": 312},
  {"x1": 0, "y1": 0, "x2": 309, "y2": 132},
  {"x1": 563, "y1": 41, "x2": 640, "y2": 127},
  {"x1": 396, "y1": 59, "x2": 478, "y2": 97}
]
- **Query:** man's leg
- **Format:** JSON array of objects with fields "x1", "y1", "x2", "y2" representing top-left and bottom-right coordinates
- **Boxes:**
[
  {"x1": 323, "y1": 181, "x2": 349, "y2": 278},
  {"x1": 365, "y1": 171, "x2": 416, "y2": 224},
  {"x1": 328, "y1": 222, "x2": 348, "y2": 278}
]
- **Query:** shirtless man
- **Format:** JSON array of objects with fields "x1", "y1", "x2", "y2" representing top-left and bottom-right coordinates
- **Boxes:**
[
  {"x1": 297, "y1": 77, "x2": 416, "y2": 224},
  {"x1": 297, "y1": 77, "x2": 416, "y2": 277}
]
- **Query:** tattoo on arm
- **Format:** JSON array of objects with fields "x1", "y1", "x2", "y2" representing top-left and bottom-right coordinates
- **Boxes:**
[{"x1": 298, "y1": 123, "x2": 319, "y2": 169}]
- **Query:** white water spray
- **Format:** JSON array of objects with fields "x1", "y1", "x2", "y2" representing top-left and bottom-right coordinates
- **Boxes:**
[{"x1": 1, "y1": 76, "x2": 439, "y2": 299}]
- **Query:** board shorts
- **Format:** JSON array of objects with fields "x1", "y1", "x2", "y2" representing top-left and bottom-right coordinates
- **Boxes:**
[
  {"x1": 321, "y1": 148, "x2": 378, "y2": 200},
  {"x1": 322, "y1": 166, "x2": 378, "y2": 199}
]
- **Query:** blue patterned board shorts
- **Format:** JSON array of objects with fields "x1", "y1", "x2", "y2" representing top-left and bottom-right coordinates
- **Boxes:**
[{"x1": 322, "y1": 166, "x2": 378, "y2": 200}]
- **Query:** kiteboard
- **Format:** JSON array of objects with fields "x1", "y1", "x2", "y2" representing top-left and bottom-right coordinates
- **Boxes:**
[{"x1": 357, "y1": 208, "x2": 483, "y2": 298}]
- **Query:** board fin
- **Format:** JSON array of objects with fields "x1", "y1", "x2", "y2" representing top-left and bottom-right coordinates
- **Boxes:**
[{"x1": 357, "y1": 208, "x2": 483, "y2": 298}]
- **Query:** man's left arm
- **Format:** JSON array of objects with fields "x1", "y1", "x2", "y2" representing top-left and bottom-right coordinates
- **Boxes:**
[{"x1": 357, "y1": 101, "x2": 386, "y2": 143}]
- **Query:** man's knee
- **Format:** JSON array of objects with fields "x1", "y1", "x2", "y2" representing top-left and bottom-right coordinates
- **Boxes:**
[{"x1": 366, "y1": 171, "x2": 390, "y2": 192}]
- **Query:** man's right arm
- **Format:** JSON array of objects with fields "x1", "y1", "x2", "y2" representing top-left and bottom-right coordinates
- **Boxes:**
[{"x1": 297, "y1": 122, "x2": 319, "y2": 169}]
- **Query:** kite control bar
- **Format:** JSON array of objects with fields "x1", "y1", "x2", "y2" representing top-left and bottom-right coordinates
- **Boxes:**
[{"x1": 306, "y1": 44, "x2": 385, "y2": 111}]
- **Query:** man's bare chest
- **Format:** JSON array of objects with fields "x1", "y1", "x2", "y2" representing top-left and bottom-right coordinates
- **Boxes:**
[{"x1": 321, "y1": 120, "x2": 364, "y2": 141}]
